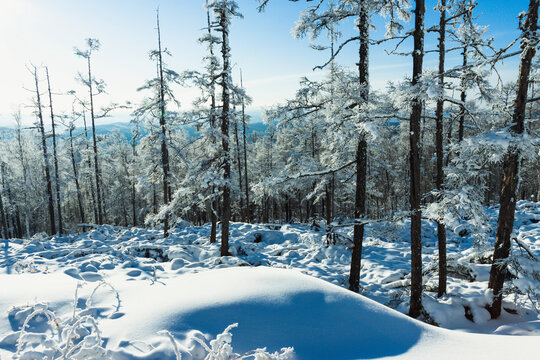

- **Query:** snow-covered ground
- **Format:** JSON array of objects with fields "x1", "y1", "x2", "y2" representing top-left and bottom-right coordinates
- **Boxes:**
[{"x1": 1, "y1": 201, "x2": 539, "y2": 359}]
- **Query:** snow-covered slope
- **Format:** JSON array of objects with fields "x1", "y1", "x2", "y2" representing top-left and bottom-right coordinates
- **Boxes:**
[
  {"x1": 1, "y1": 267, "x2": 538, "y2": 359},
  {"x1": 1, "y1": 202, "x2": 539, "y2": 359}
]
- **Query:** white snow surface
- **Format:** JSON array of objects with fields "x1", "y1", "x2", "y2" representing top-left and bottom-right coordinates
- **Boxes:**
[{"x1": 1, "y1": 201, "x2": 540, "y2": 359}]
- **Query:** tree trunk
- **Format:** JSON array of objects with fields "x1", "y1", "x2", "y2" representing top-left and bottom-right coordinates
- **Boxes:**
[
  {"x1": 488, "y1": 0, "x2": 538, "y2": 319},
  {"x1": 131, "y1": 137, "x2": 137, "y2": 226},
  {"x1": 219, "y1": 5, "x2": 232, "y2": 257},
  {"x1": 207, "y1": 1, "x2": 219, "y2": 242},
  {"x1": 156, "y1": 11, "x2": 170, "y2": 238},
  {"x1": 83, "y1": 112, "x2": 98, "y2": 224},
  {"x1": 33, "y1": 67, "x2": 56, "y2": 235},
  {"x1": 87, "y1": 57, "x2": 104, "y2": 225},
  {"x1": 0, "y1": 185, "x2": 7, "y2": 238},
  {"x1": 435, "y1": 0, "x2": 447, "y2": 297},
  {"x1": 409, "y1": 0, "x2": 425, "y2": 318},
  {"x1": 69, "y1": 125, "x2": 85, "y2": 226},
  {"x1": 233, "y1": 109, "x2": 244, "y2": 219},
  {"x1": 240, "y1": 70, "x2": 251, "y2": 223},
  {"x1": 46, "y1": 67, "x2": 63, "y2": 235},
  {"x1": 349, "y1": 1, "x2": 368, "y2": 293}
]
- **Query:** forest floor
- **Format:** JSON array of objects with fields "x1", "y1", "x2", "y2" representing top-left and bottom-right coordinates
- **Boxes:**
[{"x1": 0, "y1": 201, "x2": 539, "y2": 359}]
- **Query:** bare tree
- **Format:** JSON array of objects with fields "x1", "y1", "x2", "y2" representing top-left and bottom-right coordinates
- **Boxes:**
[
  {"x1": 75, "y1": 39, "x2": 104, "y2": 225},
  {"x1": 31, "y1": 65, "x2": 56, "y2": 235},
  {"x1": 45, "y1": 67, "x2": 63, "y2": 234}
]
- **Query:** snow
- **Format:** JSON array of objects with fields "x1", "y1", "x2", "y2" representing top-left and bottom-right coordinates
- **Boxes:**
[{"x1": 1, "y1": 202, "x2": 540, "y2": 359}]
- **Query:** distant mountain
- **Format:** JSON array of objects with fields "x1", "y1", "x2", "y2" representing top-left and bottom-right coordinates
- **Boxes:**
[{"x1": 0, "y1": 122, "x2": 270, "y2": 142}]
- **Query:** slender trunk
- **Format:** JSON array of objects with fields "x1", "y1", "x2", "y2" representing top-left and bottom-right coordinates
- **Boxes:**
[
  {"x1": 409, "y1": 0, "x2": 425, "y2": 318},
  {"x1": 34, "y1": 67, "x2": 56, "y2": 235},
  {"x1": 218, "y1": 6, "x2": 232, "y2": 256},
  {"x1": 435, "y1": 0, "x2": 447, "y2": 297},
  {"x1": 240, "y1": 70, "x2": 250, "y2": 223},
  {"x1": 46, "y1": 67, "x2": 63, "y2": 234},
  {"x1": 233, "y1": 109, "x2": 244, "y2": 218},
  {"x1": 488, "y1": 0, "x2": 538, "y2": 319},
  {"x1": 156, "y1": 11, "x2": 170, "y2": 237},
  {"x1": 458, "y1": 45, "x2": 467, "y2": 142},
  {"x1": 87, "y1": 57, "x2": 103, "y2": 225},
  {"x1": 70, "y1": 125, "x2": 85, "y2": 225},
  {"x1": 0, "y1": 185, "x2": 7, "y2": 238},
  {"x1": 131, "y1": 138, "x2": 137, "y2": 226},
  {"x1": 83, "y1": 112, "x2": 98, "y2": 224},
  {"x1": 207, "y1": 1, "x2": 218, "y2": 242},
  {"x1": 349, "y1": 1, "x2": 368, "y2": 293}
]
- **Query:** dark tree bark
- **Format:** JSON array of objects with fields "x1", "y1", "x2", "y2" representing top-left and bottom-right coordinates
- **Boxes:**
[
  {"x1": 156, "y1": 11, "x2": 171, "y2": 238},
  {"x1": 218, "y1": 4, "x2": 232, "y2": 257},
  {"x1": 83, "y1": 48, "x2": 104, "y2": 225},
  {"x1": 83, "y1": 111, "x2": 98, "y2": 224},
  {"x1": 349, "y1": 1, "x2": 368, "y2": 293},
  {"x1": 488, "y1": 0, "x2": 538, "y2": 319},
  {"x1": 33, "y1": 66, "x2": 56, "y2": 235},
  {"x1": 207, "y1": 1, "x2": 218, "y2": 243},
  {"x1": 435, "y1": 0, "x2": 447, "y2": 297},
  {"x1": 0, "y1": 183, "x2": 7, "y2": 238},
  {"x1": 233, "y1": 108, "x2": 244, "y2": 218},
  {"x1": 131, "y1": 135, "x2": 138, "y2": 226},
  {"x1": 458, "y1": 48, "x2": 467, "y2": 142},
  {"x1": 409, "y1": 0, "x2": 425, "y2": 319},
  {"x1": 69, "y1": 123, "x2": 85, "y2": 225},
  {"x1": 45, "y1": 67, "x2": 63, "y2": 234},
  {"x1": 240, "y1": 70, "x2": 251, "y2": 223}
]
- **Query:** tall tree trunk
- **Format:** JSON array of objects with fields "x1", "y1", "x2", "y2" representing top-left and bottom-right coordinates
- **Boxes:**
[
  {"x1": 233, "y1": 109, "x2": 244, "y2": 219},
  {"x1": 83, "y1": 112, "x2": 98, "y2": 224},
  {"x1": 33, "y1": 66, "x2": 56, "y2": 235},
  {"x1": 435, "y1": 0, "x2": 447, "y2": 297},
  {"x1": 69, "y1": 124, "x2": 85, "y2": 226},
  {"x1": 87, "y1": 56, "x2": 104, "y2": 225},
  {"x1": 240, "y1": 70, "x2": 251, "y2": 223},
  {"x1": 0, "y1": 184, "x2": 7, "y2": 238},
  {"x1": 46, "y1": 67, "x2": 63, "y2": 234},
  {"x1": 409, "y1": 0, "x2": 425, "y2": 318},
  {"x1": 156, "y1": 11, "x2": 170, "y2": 238},
  {"x1": 131, "y1": 137, "x2": 137, "y2": 226},
  {"x1": 207, "y1": 0, "x2": 218, "y2": 242},
  {"x1": 349, "y1": 1, "x2": 368, "y2": 293},
  {"x1": 219, "y1": 5, "x2": 232, "y2": 257},
  {"x1": 458, "y1": 44, "x2": 468, "y2": 142},
  {"x1": 488, "y1": 0, "x2": 538, "y2": 319}
]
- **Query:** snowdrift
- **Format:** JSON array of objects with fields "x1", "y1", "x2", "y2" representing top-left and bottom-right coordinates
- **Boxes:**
[{"x1": 1, "y1": 267, "x2": 538, "y2": 359}]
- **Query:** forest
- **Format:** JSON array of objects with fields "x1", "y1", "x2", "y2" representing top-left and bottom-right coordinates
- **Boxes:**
[{"x1": 0, "y1": 0, "x2": 539, "y2": 359}]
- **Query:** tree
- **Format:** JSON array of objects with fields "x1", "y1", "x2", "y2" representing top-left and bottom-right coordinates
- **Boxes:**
[
  {"x1": 408, "y1": 0, "x2": 425, "y2": 318},
  {"x1": 207, "y1": 0, "x2": 243, "y2": 256},
  {"x1": 487, "y1": 0, "x2": 539, "y2": 319},
  {"x1": 434, "y1": 0, "x2": 448, "y2": 298},
  {"x1": 75, "y1": 39, "x2": 105, "y2": 225},
  {"x1": 45, "y1": 67, "x2": 63, "y2": 235},
  {"x1": 156, "y1": 11, "x2": 172, "y2": 238},
  {"x1": 134, "y1": 11, "x2": 181, "y2": 237},
  {"x1": 31, "y1": 65, "x2": 56, "y2": 235}
]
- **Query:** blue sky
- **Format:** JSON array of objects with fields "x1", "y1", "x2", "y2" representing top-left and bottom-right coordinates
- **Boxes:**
[{"x1": 0, "y1": 0, "x2": 528, "y2": 126}]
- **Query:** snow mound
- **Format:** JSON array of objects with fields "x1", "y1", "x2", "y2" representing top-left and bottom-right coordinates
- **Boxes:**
[{"x1": 1, "y1": 267, "x2": 539, "y2": 359}]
